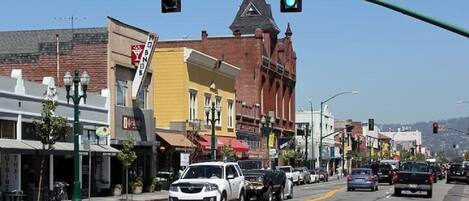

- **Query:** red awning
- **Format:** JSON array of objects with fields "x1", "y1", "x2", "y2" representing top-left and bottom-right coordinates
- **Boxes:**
[{"x1": 198, "y1": 136, "x2": 249, "y2": 153}]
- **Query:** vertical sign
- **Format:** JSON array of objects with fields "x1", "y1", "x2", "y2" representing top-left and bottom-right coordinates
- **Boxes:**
[
  {"x1": 132, "y1": 33, "x2": 158, "y2": 99},
  {"x1": 180, "y1": 153, "x2": 190, "y2": 167},
  {"x1": 131, "y1": 45, "x2": 145, "y2": 65}
]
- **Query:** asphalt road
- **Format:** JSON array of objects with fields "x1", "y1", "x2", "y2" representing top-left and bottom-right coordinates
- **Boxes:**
[{"x1": 289, "y1": 178, "x2": 469, "y2": 201}]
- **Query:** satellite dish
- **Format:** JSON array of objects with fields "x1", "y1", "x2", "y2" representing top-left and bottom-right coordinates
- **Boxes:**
[{"x1": 96, "y1": 127, "x2": 110, "y2": 138}]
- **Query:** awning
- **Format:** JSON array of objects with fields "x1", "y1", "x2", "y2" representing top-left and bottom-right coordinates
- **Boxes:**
[
  {"x1": 198, "y1": 135, "x2": 249, "y2": 153},
  {"x1": 0, "y1": 139, "x2": 119, "y2": 155},
  {"x1": 156, "y1": 132, "x2": 196, "y2": 149}
]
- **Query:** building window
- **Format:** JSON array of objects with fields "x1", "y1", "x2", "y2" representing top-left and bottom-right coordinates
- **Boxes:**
[
  {"x1": 0, "y1": 120, "x2": 16, "y2": 139},
  {"x1": 288, "y1": 96, "x2": 292, "y2": 121},
  {"x1": 216, "y1": 96, "x2": 222, "y2": 126},
  {"x1": 81, "y1": 129, "x2": 107, "y2": 145},
  {"x1": 204, "y1": 94, "x2": 212, "y2": 125},
  {"x1": 282, "y1": 94, "x2": 285, "y2": 119},
  {"x1": 275, "y1": 91, "x2": 279, "y2": 118},
  {"x1": 260, "y1": 86, "x2": 264, "y2": 114},
  {"x1": 116, "y1": 80, "x2": 127, "y2": 106},
  {"x1": 189, "y1": 90, "x2": 197, "y2": 122},
  {"x1": 137, "y1": 87, "x2": 147, "y2": 109},
  {"x1": 227, "y1": 100, "x2": 234, "y2": 128}
]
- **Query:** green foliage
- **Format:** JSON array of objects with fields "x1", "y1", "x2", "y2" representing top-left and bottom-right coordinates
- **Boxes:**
[
  {"x1": 282, "y1": 149, "x2": 295, "y2": 165},
  {"x1": 464, "y1": 151, "x2": 469, "y2": 161},
  {"x1": 221, "y1": 145, "x2": 236, "y2": 161},
  {"x1": 415, "y1": 153, "x2": 426, "y2": 161},
  {"x1": 400, "y1": 150, "x2": 413, "y2": 161},
  {"x1": 33, "y1": 88, "x2": 71, "y2": 149},
  {"x1": 117, "y1": 136, "x2": 137, "y2": 168},
  {"x1": 131, "y1": 176, "x2": 143, "y2": 189}
]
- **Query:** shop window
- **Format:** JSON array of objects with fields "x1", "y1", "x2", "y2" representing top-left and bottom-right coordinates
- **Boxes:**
[
  {"x1": 22, "y1": 122, "x2": 36, "y2": 140},
  {"x1": 116, "y1": 80, "x2": 127, "y2": 106},
  {"x1": 0, "y1": 120, "x2": 16, "y2": 139},
  {"x1": 215, "y1": 96, "x2": 222, "y2": 127},
  {"x1": 204, "y1": 94, "x2": 211, "y2": 126},
  {"x1": 137, "y1": 87, "x2": 148, "y2": 109},
  {"x1": 81, "y1": 129, "x2": 107, "y2": 145}
]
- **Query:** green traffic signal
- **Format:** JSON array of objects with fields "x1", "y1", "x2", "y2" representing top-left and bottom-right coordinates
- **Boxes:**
[
  {"x1": 285, "y1": 0, "x2": 296, "y2": 7},
  {"x1": 281, "y1": 0, "x2": 302, "y2": 12}
]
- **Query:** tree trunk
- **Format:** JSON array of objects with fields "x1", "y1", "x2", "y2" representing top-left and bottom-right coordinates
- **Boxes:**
[
  {"x1": 37, "y1": 154, "x2": 45, "y2": 201},
  {"x1": 125, "y1": 167, "x2": 129, "y2": 201}
]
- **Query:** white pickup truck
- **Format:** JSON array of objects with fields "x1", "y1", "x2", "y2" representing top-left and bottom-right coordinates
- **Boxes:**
[
  {"x1": 277, "y1": 166, "x2": 300, "y2": 184},
  {"x1": 169, "y1": 162, "x2": 245, "y2": 201}
]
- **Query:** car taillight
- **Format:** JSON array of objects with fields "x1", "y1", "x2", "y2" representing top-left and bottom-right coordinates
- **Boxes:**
[
  {"x1": 389, "y1": 170, "x2": 392, "y2": 176},
  {"x1": 393, "y1": 174, "x2": 399, "y2": 182},
  {"x1": 368, "y1": 176, "x2": 375, "y2": 181},
  {"x1": 347, "y1": 175, "x2": 352, "y2": 181},
  {"x1": 427, "y1": 174, "x2": 433, "y2": 183}
]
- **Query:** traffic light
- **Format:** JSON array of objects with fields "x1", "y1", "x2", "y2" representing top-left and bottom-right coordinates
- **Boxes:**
[
  {"x1": 280, "y1": 0, "x2": 302, "y2": 12},
  {"x1": 162, "y1": 0, "x2": 181, "y2": 13},
  {"x1": 432, "y1": 122, "x2": 438, "y2": 134},
  {"x1": 368, "y1": 119, "x2": 374, "y2": 131}
]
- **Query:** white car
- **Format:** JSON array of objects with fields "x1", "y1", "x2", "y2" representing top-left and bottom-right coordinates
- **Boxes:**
[
  {"x1": 309, "y1": 170, "x2": 320, "y2": 183},
  {"x1": 169, "y1": 162, "x2": 245, "y2": 201},
  {"x1": 277, "y1": 166, "x2": 300, "y2": 184}
]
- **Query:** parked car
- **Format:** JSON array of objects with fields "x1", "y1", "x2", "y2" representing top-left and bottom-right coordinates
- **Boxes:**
[
  {"x1": 238, "y1": 160, "x2": 291, "y2": 200},
  {"x1": 377, "y1": 163, "x2": 395, "y2": 185},
  {"x1": 347, "y1": 168, "x2": 378, "y2": 191},
  {"x1": 428, "y1": 165, "x2": 440, "y2": 183},
  {"x1": 315, "y1": 168, "x2": 329, "y2": 182},
  {"x1": 277, "y1": 166, "x2": 300, "y2": 184},
  {"x1": 446, "y1": 163, "x2": 469, "y2": 184},
  {"x1": 169, "y1": 161, "x2": 245, "y2": 201},
  {"x1": 294, "y1": 167, "x2": 311, "y2": 184},
  {"x1": 156, "y1": 171, "x2": 175, "y2": 190},
  {"x1": 309, "y1": 170, "x2": 320, "y2": 183},
  {"x1": 394, "y1": 161, "x2": 433, "y2": 198}
]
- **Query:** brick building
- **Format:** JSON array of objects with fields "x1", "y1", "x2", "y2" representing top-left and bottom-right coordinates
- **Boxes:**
[{"x1": 157, "y1": 0, "x2": 297, "y2": 160}]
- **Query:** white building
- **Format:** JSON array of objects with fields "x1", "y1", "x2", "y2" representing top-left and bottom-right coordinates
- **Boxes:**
[
  {"x1": 381, "y1": 130, "x2": 423, "y2": 154},
  {"x1": 296, "y1": 105, "x2": 335, "y2": 169}
]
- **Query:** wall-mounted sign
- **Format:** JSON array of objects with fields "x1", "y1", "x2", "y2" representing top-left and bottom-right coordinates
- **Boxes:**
[
  {"x1": 131, "y1": 33, "x2": 158, "y2": 99},
  {"x1": 131, "y1": 45, "x2": 145, "y2": 65},
  {"x1": 180, "y1": 153, "x2": 190, "y2": 167},
  {"x1": 122, "y1": 116, "x2": 142, "y2": 130}
]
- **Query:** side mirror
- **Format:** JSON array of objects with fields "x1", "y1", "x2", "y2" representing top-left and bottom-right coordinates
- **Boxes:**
[{"x1": 227, "y1": 174, "x2": 235, "y2": 180}]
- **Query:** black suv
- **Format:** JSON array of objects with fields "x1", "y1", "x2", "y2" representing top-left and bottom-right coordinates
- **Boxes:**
[
  {"x1": 377, "y1": 163, "x2": 395, "y2": 185},
  {"x1": 446, "y1": 164, "x2": 469, "y2": 184}
]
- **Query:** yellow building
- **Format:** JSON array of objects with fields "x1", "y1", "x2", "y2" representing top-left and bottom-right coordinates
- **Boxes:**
[{"x1": 152, "y1": 48, "x2": 249, "y2": 159}]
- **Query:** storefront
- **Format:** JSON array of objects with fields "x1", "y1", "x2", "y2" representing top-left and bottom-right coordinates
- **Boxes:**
[
  {"x1": 155, "y1": 130, "x2": 196, "y2": 175},
  {"x1": 196, "y1": 135, "x2": 249, "y2": 161}
]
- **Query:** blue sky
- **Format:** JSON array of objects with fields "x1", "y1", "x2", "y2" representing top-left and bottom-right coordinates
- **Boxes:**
[{"x1": 1, "y1": 0, "x2": 469, "y2": 124}]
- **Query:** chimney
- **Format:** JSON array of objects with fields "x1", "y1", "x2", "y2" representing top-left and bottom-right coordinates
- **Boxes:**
[{"x1": 201, "y1": 30, "x2": 208, "y2": 40}]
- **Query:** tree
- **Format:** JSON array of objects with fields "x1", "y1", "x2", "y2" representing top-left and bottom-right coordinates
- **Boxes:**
[
  {"x1": 221, "y1": 145, "x2": 236, "y2": 161},
  {"x1": 117, "y1": 136, "x2": 137, "y2": 200},
  {"x1": 282, "y1": 149, "x2": 295, "y2": 165},
  {"x1": 415, "y1": 153, "x2": 426, "y2": 161},
  {"x1": 400, "y1": 150, "x2": 413, "y2": 161},
  {"x1": 464, "y1": 151, "x2": 469, "y2": 161},
  {"x1": 33, "y1": 88, "x2": 70, "y2": 201}
]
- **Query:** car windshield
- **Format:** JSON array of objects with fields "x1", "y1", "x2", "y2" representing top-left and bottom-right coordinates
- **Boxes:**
[
  {"x1": 278, "y1": 167, "x2": 291, "y2": 172},
  {"x1": 352, "y1": 169, "x2": 371, "y2": 175},
  {"x1": 451, "y1": 165, "x2": 463, "y2": 171},
  {"x1": 156, "y1": 173, "x2": 172, "y2": 178},
  {"x1": 181, "y1": 165, "x2": 223, "y2": 179},
  {"x1": 379, "y1": 165, "x2": 391, "y2": 171},
  {"x1": 401, "y1": 163, "x2": 428, "y2": 172},
  {"x1": 238, "y1": 160, "x2": 262, "y2": 170}
]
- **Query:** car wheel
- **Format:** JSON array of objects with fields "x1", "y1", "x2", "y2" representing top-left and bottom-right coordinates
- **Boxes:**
[
  {"x1": 434, "y1": 177, "x2": 437, "y2": 183},
  {"x1": 347, "y1": 187, "x2": 352, "y2": 191},
  {"x1": 446, "y1": 179, "x2": 451, "y2": 184},
  {"x1": 389, "y1": 180, "x2": 393, "y2": 185},
  {"x1": 370, "y1": 187, "x2": 375, "y2": 192},
  {"x1": 375, "y1": 184, "x2": 379, "y2": 191},
  {"x1": 221, "y1": 192, "x2": 227, "y2": 201},
  {"x1": 427, "y1": 190, "x2": 432, "y2": 198},
  {"x1": 394, "y1": 188, "x2": 401, "y2": 196},
  {"x1": 275, "y1": 185, "x2": 284, "y2": 201},
  {"x1": 239, "y1": 191, "x2": 245, "y2": 201}
]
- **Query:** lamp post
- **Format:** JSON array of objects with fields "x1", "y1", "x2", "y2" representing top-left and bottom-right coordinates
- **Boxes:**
[
  {"x1": 319, "y1": 90, "x2": 358, "y2": 168},
  {"x1": 64, "y1": 70, "x2": 90, "y2": 201},
  {"x1": 261, "y1": 115, "x2": 275, "y2": 169},
  {"x1": 205, "y1": 102, "x2": 221, "y2": 161},
  {"x1": 301, "y1": 123, "x2": 309, "y2": 167},
  {"x1": 309, "y1": 99, "x2": 314, "y2": 169}
]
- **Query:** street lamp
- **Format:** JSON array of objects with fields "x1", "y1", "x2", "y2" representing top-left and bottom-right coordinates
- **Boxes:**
[
  {"x1": 300, "y1": 123, "x2": 310, "y2": 167},
  {"x1": 308, "y1": 99, "x2": 314, "y2": 169},
  {"x1": 261, "y1": 115, "x2": 275, "y2": 169},
  {"x1": 64, "y1": 69, "x2": 89, "y2": 201},
  {"x1": 205, "y1": 102, "x2": 221, "y2": 161},
  {"x1": 319, "y1": 90, "x2": 358, "y2": 168}
]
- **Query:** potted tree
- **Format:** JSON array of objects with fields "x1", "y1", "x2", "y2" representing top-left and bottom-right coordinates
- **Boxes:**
[
  {"x1": 131, "y1": 177, "x2": 143, "y2": 194},
  {"x1": 149, "y1": 177, "x2": 161, "y2": 192},
  {"x1": 112, "y1": 184, "x2": 122, "y2": 196}
]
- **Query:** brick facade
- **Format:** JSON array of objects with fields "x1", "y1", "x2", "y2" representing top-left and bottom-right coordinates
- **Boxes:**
[{"x1": 0, "y1": 30, "x2": 108, "y2": 93}]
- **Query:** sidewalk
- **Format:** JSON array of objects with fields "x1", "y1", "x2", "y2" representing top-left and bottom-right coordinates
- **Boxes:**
[{"x1": 90, "y1": 191, "x2": 168, "y2": 201}]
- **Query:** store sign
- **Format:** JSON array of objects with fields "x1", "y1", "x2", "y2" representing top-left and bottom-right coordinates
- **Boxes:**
[
  {"x1": 131, "y1": 45, "x2": 145, "y2": 65},
  {"x1": 180, "y1": 153, "x2": 190, "y2": 167},
  {"x1": 131, "y1": 33, "x2": 158, "y2": 99},
  {"x1": 122, "y1": 115, "x2": 142, "y2": 130}
]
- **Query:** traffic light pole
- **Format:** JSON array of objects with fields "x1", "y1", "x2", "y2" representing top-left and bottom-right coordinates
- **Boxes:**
[{"x1": 366, "y1": 0, "x2": 469, "y2": 39}]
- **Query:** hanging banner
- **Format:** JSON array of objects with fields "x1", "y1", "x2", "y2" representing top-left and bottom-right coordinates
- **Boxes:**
[{"x1": 268, "y1": 132, "x2": 275, "y2": 148}]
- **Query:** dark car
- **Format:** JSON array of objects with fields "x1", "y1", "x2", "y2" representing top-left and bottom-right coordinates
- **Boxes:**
[
  {"x1": 394, "y1": 161, "x2": 433, "y2": 198},
  {"x1": 377, "y1": 163, "x2": 395, "y2": 185},
  {"x1": 315, "y1": 168, "x2": 329, "y2": 182},
  {"x1": 347, "y1": 168, "x2": 378, "y2": 191},
  {"x1": 238, "y1": 160, "x2": 288, "y2": 200},
  {"x1": 446, "y1": 164, "x2": 469, "y2": 184},
  {"x1": 428, "y1": 165, "x2": 443, "y2": 182},
  {"x1": 361, "y1": 163, "x2": 379, "y2": 176}
]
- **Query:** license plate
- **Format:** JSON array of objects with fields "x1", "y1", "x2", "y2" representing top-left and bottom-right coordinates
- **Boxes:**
[
  {"x1": 409, "y1": 184, "x2": 417, "y2": 188},
  {"x1": 378, "y1": 172, "x2": 382, "y2": 175},
  {"x1": 457, "y1": 173, "x2": 461, "y2": 175}
]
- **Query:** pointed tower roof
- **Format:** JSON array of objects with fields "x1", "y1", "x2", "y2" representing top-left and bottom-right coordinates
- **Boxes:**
[
  {"x1": 285, "y1": 23, "x2": 292, "y2": 37},
  {"x1": 229, "y1": 0, "x2": 280, "y2": 35}
]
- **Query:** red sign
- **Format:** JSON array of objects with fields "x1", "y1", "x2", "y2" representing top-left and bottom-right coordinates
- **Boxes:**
[
  {"x1": 122, "y1": 115, "x2": 142, "y2": 130},
  {"x1": 131, "y1": 45, "x2": 145, "y2": 65}
]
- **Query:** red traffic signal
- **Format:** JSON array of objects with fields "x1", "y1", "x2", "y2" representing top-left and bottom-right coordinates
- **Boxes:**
[{"x1": 432, "y1": 122, "x2": 438, "y2": 134}]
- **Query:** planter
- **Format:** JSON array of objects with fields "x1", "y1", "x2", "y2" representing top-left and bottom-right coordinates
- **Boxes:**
[
  {"x1": 113, "y1": 188, "x2": 122, "y2": 196},
  {"x1": 132, "y1": 186, "x2": 143, "y2": 194}
]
